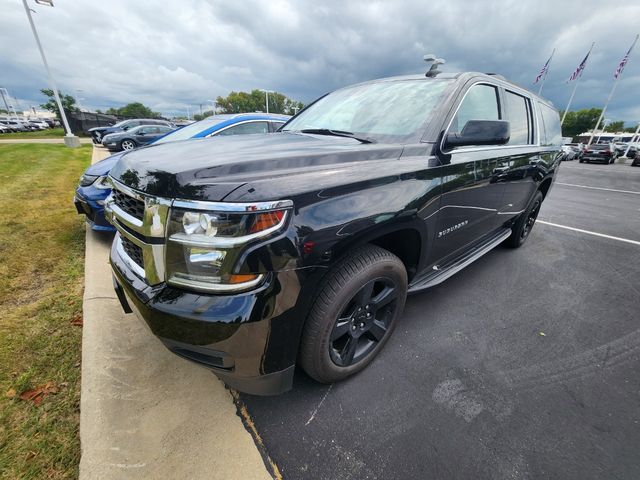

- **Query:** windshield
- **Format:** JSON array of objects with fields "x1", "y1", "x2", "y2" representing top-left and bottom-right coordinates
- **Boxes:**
[
  {"x1": 283, "y1": 79, "x2": 452, "y2": 143},
  {"x1": 112, "y1": 120, "x2": 130, "y2": 128},
  {"x1": 153, "y1": 117, "x2": 222, "y2": 144}
]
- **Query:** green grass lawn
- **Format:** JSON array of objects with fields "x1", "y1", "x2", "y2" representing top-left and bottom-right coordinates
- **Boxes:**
[
  {"x1": 0, "y1": 144, "x2": 90, "y2": 479},
  {"x1": 0, "y1": 128, "x2": 87, "y2": 139}
]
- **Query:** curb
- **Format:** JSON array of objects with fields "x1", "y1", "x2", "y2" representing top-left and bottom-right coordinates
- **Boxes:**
[{"x1": 78, "y1": 146, "x2": 272, "y2": 480}]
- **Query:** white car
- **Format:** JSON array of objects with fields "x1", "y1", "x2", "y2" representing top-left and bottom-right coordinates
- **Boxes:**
[{"x1": 29, "y1": 120, "x2": 49, "y2": 130}]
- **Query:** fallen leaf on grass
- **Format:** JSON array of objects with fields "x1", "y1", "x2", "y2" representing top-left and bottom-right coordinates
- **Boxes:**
[
  {"x1": 5, "y1": 388, "x2": 16, "y2": 398},
  {"x1": 71, "y1": 314, "x2": 83, "y2": 326},
  {"x1": 19, "y1": 382, "x2": 59, "y2": 406}
]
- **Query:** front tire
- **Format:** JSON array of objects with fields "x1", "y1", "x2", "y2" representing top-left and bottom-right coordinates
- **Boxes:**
[
  {"x1": 299, "y1": 245, "x2": 408, "y2": 384},
  {"x1": 504, "y1": 190, "x2": 543, "y2": 248},
  {"x1": 120, "y1": 139, "x2": 137, "y2": 151}
]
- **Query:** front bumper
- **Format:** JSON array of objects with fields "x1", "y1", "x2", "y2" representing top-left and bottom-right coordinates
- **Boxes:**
[
  {"x1": 74, "y1": 188, "x2": 115, "y2": 231},
  {"x1": 110, "y1": 234, "x2": 321, "y2": 395}
]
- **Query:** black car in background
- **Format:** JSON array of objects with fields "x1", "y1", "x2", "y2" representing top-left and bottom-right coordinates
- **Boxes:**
[
  {"x1": 102, "y1": 124, "x2": 175, "y2": 151},
  {"x1": 581, "y1": 143, "x2": 617, "y2": 164},
  {"x1": 88, "y1": 118, "x2": 175, "y2": 144}
]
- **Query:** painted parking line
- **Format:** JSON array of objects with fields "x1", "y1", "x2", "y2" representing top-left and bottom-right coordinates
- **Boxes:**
[
  {"x1": 537, "y1": 220, "x2": 640, "y2": 246},
  {"x1": 555, "y1": 182, "x2": 640, "y2": 195},
  {"x1": 563, "y1": 165, "x2": 640, "y2": 174}
]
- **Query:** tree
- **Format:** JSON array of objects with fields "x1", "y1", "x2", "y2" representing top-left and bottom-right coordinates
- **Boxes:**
[
  {"x1": 193, "y1": 110, "x2": 215, "y2": 121},
  {"x1": 106, "y1": 102, "x2": 161, "y2": 118},
  {"x1": 215, "y1": 89, "x2": 303, "y2": 115},
  {"x1": 605, "y1": 121, "x2": 625, "y2": 132},
  {"x1": 560, "y1": 108, "x2": 602, "y2": 138},
  {"x1": 39, "y1": 88, "x2": 77, "y2": 120}
]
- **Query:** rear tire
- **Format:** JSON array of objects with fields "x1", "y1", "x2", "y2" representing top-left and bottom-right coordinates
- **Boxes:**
[
  {"x1": 299, "y1": 245, "x2": 407, "y2": 384},
  {"x1": 504, "y1": 190, "x2": 543, "y2": 248}
]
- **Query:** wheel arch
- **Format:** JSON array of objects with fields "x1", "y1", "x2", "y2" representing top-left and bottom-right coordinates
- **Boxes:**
[{"x1": 329, "y1": 221, "x2": 426, "y2": 282}]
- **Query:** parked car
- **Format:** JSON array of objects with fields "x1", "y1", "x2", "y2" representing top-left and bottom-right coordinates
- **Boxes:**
[
  {"x1": 104, "y1": 70, "x2": 562, "y2": 395},
  {"x1": 75, "y1": 113, "x2": 290, "y2": 231},
  {"x1": 28, "y1": 120, "x2": 49, "y2": 130},
  {"x1": 581, "y1": 143, "x2": 617, "y2": 164},
  {"x1": 88, "y1": 118, "x2": 175, "y2": 144},
  {"x1": 0, "y1": 123, "x2": 10, "y2": 133},
  {"x1": 102, "y1": 124, "x2": 176, "y2": 151},
  {"x1": 560, "y1": 145, "x2": 575, "y2": 161},
  {"x1": 5, "y1": 120, "x2": 29, "y2": 132},
  {"x1": 567, "y1": 143, "x2": 583, "y2": 160}
]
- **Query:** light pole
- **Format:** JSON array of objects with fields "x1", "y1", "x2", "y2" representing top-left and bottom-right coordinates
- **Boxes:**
[
  {"x1": 260, "y1": 89, "x2": 274, "y2": 114},
  {"x1": 597, "y1": 118, "x2": 611, "y2": 144},
  {"x1": 207, "y1": 100, "x2": 217, "y2": 114},
  {"x1": 22, "y1": 0, "x2": 79, "y2": 147},
  {"x1": 623, "y1": 122, "x2": 640, "y2": 158},
  {"x1": 0, "y1": 88, "x2": 12, "y2": 114}
]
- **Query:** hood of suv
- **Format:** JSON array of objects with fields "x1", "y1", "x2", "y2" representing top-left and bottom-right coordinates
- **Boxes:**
[
  {"x1": 84, "y1": 152, "x2": 124, "y2": 176},
  {"x1": 109, "y1": 132, "x2": 404, "y2": 201}
]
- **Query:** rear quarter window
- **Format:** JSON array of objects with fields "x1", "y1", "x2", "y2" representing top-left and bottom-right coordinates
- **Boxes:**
[{"x1": 538, "y1": 103, "x2": 562, "y2": 147}]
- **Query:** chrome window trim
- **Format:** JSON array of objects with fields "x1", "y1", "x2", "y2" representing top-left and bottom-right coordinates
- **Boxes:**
[
  {"x1": 172, "y1": 198, "x2": 293, "y2": 212},
  {"x1": 440, "y1": 81, "x2": 541, "y2": 158},
  {"x1": 206, "y1": 119, "x2": 271, "y2": 137}
]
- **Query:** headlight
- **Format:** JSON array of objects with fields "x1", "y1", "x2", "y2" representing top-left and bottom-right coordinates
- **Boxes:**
[
  {"x1": 165, "y1": 206, "x2": 289, "y2": 292},
  {"x1": 79, "y1": 174, "x2": 112, "y2": 189},
  {"x1": 79, "y1": 174, "x2": 98, "y2": 187}
]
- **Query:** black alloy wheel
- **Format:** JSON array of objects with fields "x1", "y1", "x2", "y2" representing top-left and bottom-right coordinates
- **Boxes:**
[
  {"x1": 329, "y1": 277, "x2": 398, "y2": 367},
  {"x1": 299, "y1": 245, "x2": 407, "y2": 383},
  {"x1": 504, "y1": 190, "x2": 544, "y2": 248},
  {"x1": 520, "y1": 196, "x2": 541, "y2": 241}
]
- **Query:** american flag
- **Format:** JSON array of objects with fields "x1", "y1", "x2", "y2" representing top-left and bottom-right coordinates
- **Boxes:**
[
  {"x1": 568, "y1": 50, "x2": 591, "y2": 82},
  {"x1": 614, "y1": 44, "x2": 633, "y2": 79},
  {"x1": 533, "y1": 55, "x2": 552, "y2": 84}
]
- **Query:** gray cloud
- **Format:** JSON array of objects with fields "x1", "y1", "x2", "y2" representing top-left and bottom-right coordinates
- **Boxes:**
[{"x1": 1, "y1": 0, "x2": 638, "y2": 123}]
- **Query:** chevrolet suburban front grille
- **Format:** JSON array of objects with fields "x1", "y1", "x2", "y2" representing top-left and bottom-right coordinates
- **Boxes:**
[
  {"x1": 105, "y1": 178, "x2": 171, "y2": 285},
  {"x1": 120, "y1": 235, "x2": 143, "y2": 268},
  {"x1": 113, "y1": 189, "x2": 145, "y2": 220}
]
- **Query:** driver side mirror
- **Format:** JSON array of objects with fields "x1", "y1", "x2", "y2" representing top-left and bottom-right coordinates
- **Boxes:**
[{"x1": 445, "y1": 120, "x2": 510, "y2": 149}]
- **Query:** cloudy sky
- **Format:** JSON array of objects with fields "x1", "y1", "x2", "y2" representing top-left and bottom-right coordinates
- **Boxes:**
[{"x1": 1, "y1": 0, "x2": 639, "y2": 123}]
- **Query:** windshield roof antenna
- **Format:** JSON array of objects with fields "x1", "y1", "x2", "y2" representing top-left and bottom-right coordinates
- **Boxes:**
[{"x1": 424, "y1": 54, "x2": 445, "y2": 77}]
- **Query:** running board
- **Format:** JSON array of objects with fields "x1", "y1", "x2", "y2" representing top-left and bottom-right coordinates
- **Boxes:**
[{"x1": 408, "y1": 228, "x2": 512, "y2": 293}]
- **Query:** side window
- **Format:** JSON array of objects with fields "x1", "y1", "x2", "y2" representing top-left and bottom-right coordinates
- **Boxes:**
[
  {"x1": 450, "y1": 84, "x2": 500, "y2": 135},
  {"x1": 216, "y1": 121, "x2": 270, "y2": 136},
  {"x1": 504, "y1": 91, "x2": 531, "y2": 145},
  {"x1": 538, "y1": 103, "x2": 562, "y2": 146}
]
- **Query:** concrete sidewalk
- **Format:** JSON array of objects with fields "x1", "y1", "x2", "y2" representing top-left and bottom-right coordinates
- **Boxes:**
[
  {"x1": 0, "y1": 137, "x2": 93, "y2": 144},
  {"x1": 79, "y1": 147, "x2": 271, "y2": 480}
]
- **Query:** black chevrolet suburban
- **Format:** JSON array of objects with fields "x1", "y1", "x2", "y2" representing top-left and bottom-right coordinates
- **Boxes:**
[{"x1": 105, "y1": 71, "x2": 562, "y2": 395}]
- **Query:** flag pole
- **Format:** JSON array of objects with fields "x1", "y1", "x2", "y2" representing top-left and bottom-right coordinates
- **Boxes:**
[
  {"x1": 538, "y1": 48, "x2": 556, "y2": 96},
  {"x1": 588, "y1": 34, "x2": 639, "y2": 147},
  {"x1": 561, "y1": 42, "x2": 595, "y2": 126}
]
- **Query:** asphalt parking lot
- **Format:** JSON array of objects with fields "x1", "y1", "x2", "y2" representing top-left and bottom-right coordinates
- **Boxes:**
[{"x1": 241, "y1": 160, "x2": 640, "y2": 479}]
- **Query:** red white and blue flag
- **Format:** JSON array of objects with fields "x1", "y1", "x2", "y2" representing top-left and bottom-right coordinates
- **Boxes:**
[
  {"x1": 533, "y1": 55, "x2": 552, "y2": 84},
  {"x1": 614, "y1": 44, "x2": 633, "y2": 79},
  {"x1": 568, "y1": 50, "x2": 591, "y2": 82}
]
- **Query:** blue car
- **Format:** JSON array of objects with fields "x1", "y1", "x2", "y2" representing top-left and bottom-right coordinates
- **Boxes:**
[{"x1": 74, "y1": 113, "x2": 290, "y2": 231}]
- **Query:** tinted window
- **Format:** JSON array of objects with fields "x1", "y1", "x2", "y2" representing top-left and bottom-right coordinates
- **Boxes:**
[
  {"x1": 450, "y1": 84, "x2": 500, "y2": 134},
  {"x1": 504, "y1": 91, "x2": 531, "y2": 145},
  {"x1": 216, "y1": 121, "x2": 269, "y2": 136},
  {"x1": 538, "y1": 103, "x2": 562, "y2": 146}
]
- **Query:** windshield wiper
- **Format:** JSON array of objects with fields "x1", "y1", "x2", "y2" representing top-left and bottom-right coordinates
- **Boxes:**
[{"x1": 298, "y1": 128, "x2": 376, "y2": 144}]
